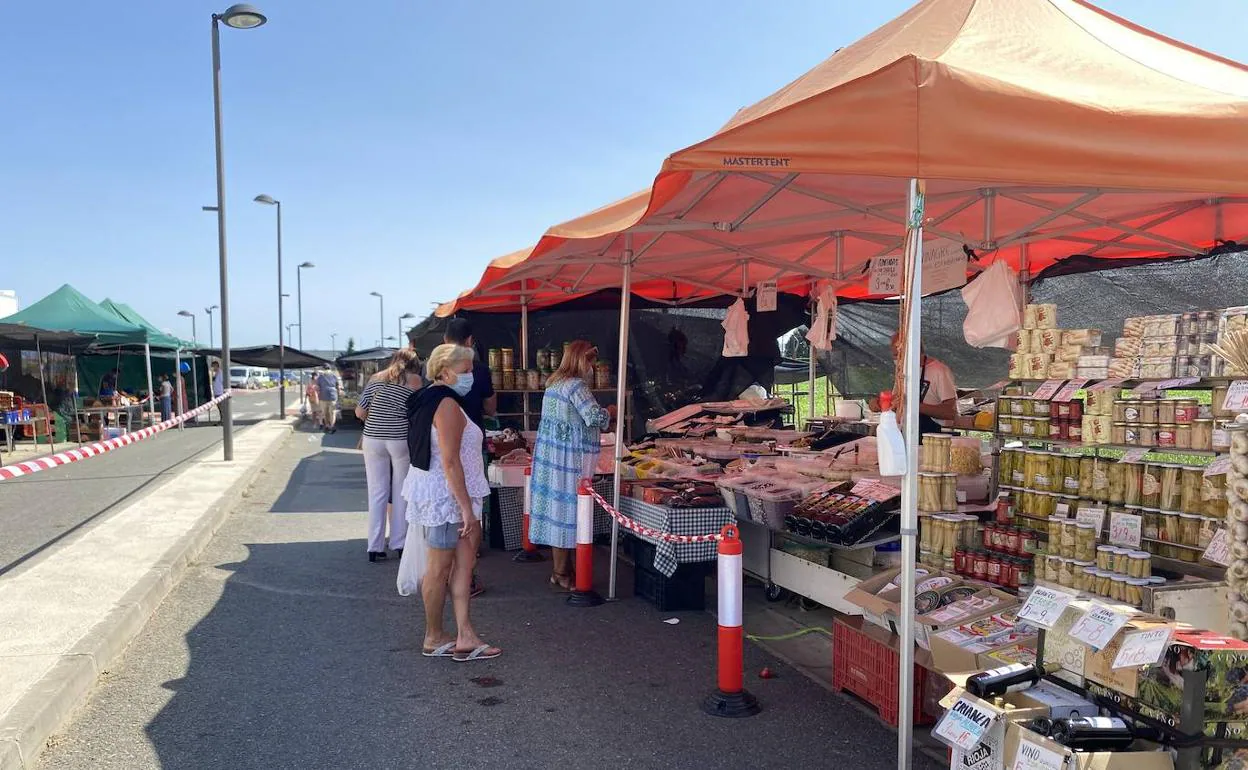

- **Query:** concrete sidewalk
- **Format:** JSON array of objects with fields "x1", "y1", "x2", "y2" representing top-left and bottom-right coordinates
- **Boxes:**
[
  {"x1": 32, "y1": 426, "x2": 941, "y2": 770},
  {"x1": 0, "y1": 418, "x2": 294, "y2": 770}
]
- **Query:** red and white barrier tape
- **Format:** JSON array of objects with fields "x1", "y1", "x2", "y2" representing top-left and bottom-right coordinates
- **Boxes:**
[
  {"x1": 0, "y1": 393, "x2": 232, "y2": 481},
  {"x1": 588, "y1": 488, "x2": 724, "y2": 544}
]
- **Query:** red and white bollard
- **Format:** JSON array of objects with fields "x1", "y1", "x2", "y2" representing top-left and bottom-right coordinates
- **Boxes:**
[
  {"x1": 514, "y1": 466, "x2": 544, "y2": 563},
  {"x1": 567, "y1": 478, "x2": 603, "y2": 607},
  {"x1": 703, "y1": 524, "x2": 761, "y2": 717}
]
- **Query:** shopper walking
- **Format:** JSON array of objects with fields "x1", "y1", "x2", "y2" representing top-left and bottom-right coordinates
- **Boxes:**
[
  {"x1": 357, "y1": 349, "x2": 423, "y2": 563},
  {"x1": 315, "y1": 366, "x2": 341, "y2": 433},
  {"x1": 401, "y1": 344, "x2": 500, "y2": 661},
  {"x1": 158, "y1": 374, "x2": 173, "y2": 422},
  {"x1": 528, "y1": 340, "x2": 615, "y2": 590},
  {"x1": 304, "y1": 376, "x2": 321, "y2": 428}
]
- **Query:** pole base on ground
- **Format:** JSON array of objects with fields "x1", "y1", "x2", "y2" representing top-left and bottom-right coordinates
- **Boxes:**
[
  {"x1": 566, "y1": 590, "x2": 604, "y2": 608},
  {"x1": 702, "y1": 689, "x2": 761, "y2": 718},
  {"x1": 513, "y1": 549, "x2": 544, "y2": 563}
]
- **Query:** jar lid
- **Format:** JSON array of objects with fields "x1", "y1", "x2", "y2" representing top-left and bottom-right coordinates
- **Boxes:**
[
  {"x1": 1109, "y1": 546, "x2": 1129, "y2": 554},
  {"x1": 1060, "y1": 494, "x2": 1079, "y2": 501},
  {"x1": 1148, "y1": 576, "x2": 1167, "y2": 585},
  {"x1": 1194, "y1": 418, "x2": 1214, "y2": 424},
  {"x1": 1082, "y1": 566, "x2": 1099, "y2": 574},
  {"x1": 1179, "y1": 512, "x2": 1201, "y2": 520},
  {"x1": 1112, "y1": 421, "x2": 1128, "y2": 426},
  {"x1": 1097, "y1": 545, "x2": 1114, "y2": 552},
  {"x1": 1160, "y1": 509, "x2": 1182, "y2": 515},
  {"x1": 1110, "y1": 574, "x2": 1129, "y2": 582},
  {"x1": 1073, "y1": 560, "x2": 1094, "y2": 567},
  {"x1": 1129, "y1": 551, "x2": 1150, "y2": 558},
  {"x1": 1159, "y1": 422, "x2": 1178, "y2": 428},
  {"x1": 917, "y1": 472, "x2": 942, "y2": 477},
  {"x1": 1077, "y1": 523, "x2": 1097, "y2": 531},
  {"x1": 1126, "y1": 578, "x2": 1150, "y2": 586},
  {"x1": 1141, "y1": 507, "x2": 1161, "y2": 513}
]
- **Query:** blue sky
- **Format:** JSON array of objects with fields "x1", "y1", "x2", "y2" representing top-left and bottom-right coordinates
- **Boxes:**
[{"x1": 2, "y1": 1, "x2": 1245, "y2": 351}]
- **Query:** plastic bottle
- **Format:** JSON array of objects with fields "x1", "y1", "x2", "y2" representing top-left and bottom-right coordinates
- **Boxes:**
[{"x1": 876, "y1": 391, "x2": 908, "y2": 476}]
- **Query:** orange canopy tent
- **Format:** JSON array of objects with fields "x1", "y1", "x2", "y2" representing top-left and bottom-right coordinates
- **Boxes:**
[
  {"x1": 440, "y1": 0, "x2": 1248, "y2": 316},
  {"x1": 440, "y1": 3, "x2": 1248, "y2": 756}
]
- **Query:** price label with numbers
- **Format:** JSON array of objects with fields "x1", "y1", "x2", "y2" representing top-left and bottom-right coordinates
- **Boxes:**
[
  {"x1": 1017, "y1": 586, "x2": 1077, "y2": 629},
  {"x1": 1224, "y1": 381, "x2": 1248, "y2": 412},
  {"x1": 1031, "y1": 379, "x2": 1066, "y2": 401},
  {"x1": 1205, "y1": 456, "x2": 1232, "y2": 477},
  {"x1": 1204, "y1": 528, "x2": 1230, "y2": 567},
  {"x1": 1109, "y1": 511, "x2": 1142, "y2": 549},
  {"x1": 1119, "y1": 446, "x2": 1151, "y2": 464},
  {"x1": 1086, "y1": 378, "x2": 1125, "y2": 393},
  {"x1": 1076, "y1": 506, "x2": 1106, "y2": 534},
  {"x1": 1013, "y1": 737, "x2": 1067, "y2": 770},
  {"x1": 933, "y1": 696, "x2": 996, "y2": 752},
  {"x1": 1156, "y1": 376, "x2": 1202, "y2": 390},
  {"x1": 1112, "y1": 627, "x2": 1174, "y2": 669},
  {"x1": 1070, "y1": 603, "x2": 1131, "y2": 651},
  {"x1": 1051, "y1": 378, "x2": 1089, "y2": 403}
]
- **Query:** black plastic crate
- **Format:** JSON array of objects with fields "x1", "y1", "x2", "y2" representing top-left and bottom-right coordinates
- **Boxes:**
[{"x1": 629, "y1": 536, "x2": 712, "y2": 612}]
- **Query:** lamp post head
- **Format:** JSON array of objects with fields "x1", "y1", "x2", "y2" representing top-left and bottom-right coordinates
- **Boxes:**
[
  {"x1": 178, "y1": 310, "x2": 193, "y2": 318},
  {"x1": 299, "y1": 261, "x2": 315, "y2": 269},
  {"x1": 206, "y1": 305, "x2": 219, "y2": 313},
  {"x1": 370, "y1": 291, "x2": 382, "y2": 298},
  {"x1": 400, "y1": 313, "x2": 414, "y2": 320},
  {"x1": 218, "y1": 3, "x2": 267, "y2": 29},
  {"x1": 253, "y1": 194, "x2": 278, "y2": 205}
]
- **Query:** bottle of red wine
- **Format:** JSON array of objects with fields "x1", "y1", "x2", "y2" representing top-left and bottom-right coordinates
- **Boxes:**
[
  {"x1": 966, "y1": 662, "x2": 1061, "y2": 698},
  {"x1": 1049, "y1": 717, "x2": 1135, "y2": 751}
]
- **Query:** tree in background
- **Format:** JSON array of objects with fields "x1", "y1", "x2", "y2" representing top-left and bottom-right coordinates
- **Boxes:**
[{"x1": 345, "y1": 338, "x2": 356, "y2": 355}]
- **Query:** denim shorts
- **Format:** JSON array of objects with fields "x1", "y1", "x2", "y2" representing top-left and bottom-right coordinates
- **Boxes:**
[{"x1": 425, "y1": 501, "x2": 483, "y2": 550}]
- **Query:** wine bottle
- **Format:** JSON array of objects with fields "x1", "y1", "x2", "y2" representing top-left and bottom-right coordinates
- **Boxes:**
[
  {"x1": 965, "y1": 662, "x2": 1061, "y2": 698},
  {"x1": 1026, "y1": 717, "x2": 1055, "y2": 738},
  {"x1": 1049, "y1": 717, "x2": 1135, "y2": 752}
]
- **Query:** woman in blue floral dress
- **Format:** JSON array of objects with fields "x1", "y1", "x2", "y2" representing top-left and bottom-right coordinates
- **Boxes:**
[{"x1": 528, "y1": 340, "x2": 614, "y2": 590}]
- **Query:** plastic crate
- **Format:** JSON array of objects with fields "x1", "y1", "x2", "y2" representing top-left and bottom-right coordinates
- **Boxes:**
[
  {"x1": 831, "y1": 617, "x2": 934, "y2": 728},
  {"x1": 630, "y1": 537, "x2": 711, "y2": 612}
]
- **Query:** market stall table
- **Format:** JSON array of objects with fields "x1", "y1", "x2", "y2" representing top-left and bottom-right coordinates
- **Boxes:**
[{"x1": 75, "y1": 403, "x2": 143, "y2": 437}]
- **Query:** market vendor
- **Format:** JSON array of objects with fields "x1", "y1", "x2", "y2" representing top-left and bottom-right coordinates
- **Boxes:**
[
  {"x1": 98, "y1": 368, "x2": 120, "y2": 403},
  {"x1": 874, "y1": 332, "x2": 958, "y2": 434}
]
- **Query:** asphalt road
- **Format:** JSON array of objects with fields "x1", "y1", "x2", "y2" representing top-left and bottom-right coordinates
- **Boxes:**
[
  {"x1": 0, "y1": 388, "x2": 290, "y2": 577},
  {"x1": 35, "y1": 425, "x2": 940, "y2": 770}
]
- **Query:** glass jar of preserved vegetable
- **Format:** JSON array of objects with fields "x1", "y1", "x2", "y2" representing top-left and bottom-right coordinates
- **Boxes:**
[
  {"x1": 1180, "y1": 466, "x2": 1204, "y2": 514},
  {"x1": 1110, "y1": 574, "x2": 1128, "y2": 602},
  {"x1": 918, "y1": 473, "x2": 942, "y2": 512},
  {"x1": 1047, "y1": 516, "x2": 1064, "y2": 548},
  {"x1": 940, "y1": 473, "x2": 958, "y2": 511},
  {"x1": 1107, "y1": 462, "x2": 1127, "y2": 505},
  {"x1": 1045, "y1": 554, "x2": 1062, "y2": 584},
  {"x1": 1158, "y1": 464, "x2": 1182, "y2": 510},
  {"x1": 1203, "y1": 474, "x2": 1228, "y2": 519},
  {"x1": 1125, "y1": 578, "x2": 1148, "y2": 607},
  {"x1": 1122, "y1": 461, "x2": 1143, "y2": 506},
  {"x1": 1192, "y1": 419, "x2": 1214, "y2": 452},
  {"x1": 1175, "y1": 423, "x2": 1193, "y2": 450},
  {"x1": 1111, "y1": 547, "x2": 1131, "y2": 575},
  {"x1": 1178, "y1": 512, "x2": 1201, "y2": 549},
  {"x1": 1037, "y1": 492, "x2": 1058, "y2": 519},
  {"x1": 1061, "y1": 455, "x2": 1081, "y2": 495},
  {"x1": 1081, "y1": 566, "x2": 1099, "y2": 593},
  {"x1": 1076, "y1": 523, "x2": 1098, "y2": 562},
  {"x1": 1096, "y1": 569, "x2": 1113, "y2": 598},
  {"x1": 1138, "y1": 398, "x2": 1159, "y2": 424},
  {"x1": 998, "y1": 448, "x2": 1017, "y2": 487},
  {"x1": 1141, "y1": 462, "x2": 1162, "y2": 508},
  {"x1": 1158, "y1": 510, "x2": 1180, "y2": 544},
  {"x1": 1060, "y1": 520, "x2": 1078, "y2": 559},
  {"x1": 1128, "y1": 551, "x2": 1151, "y2": 579},
  {"x1": 1157, "y1": 398, "x2": 1177, "y2": 424},
  {"x1": 1199, "y1": 518, "x2": 1217, "y2": 551},
  {"x1": 1096, "y1": 545, "x2": 1114, "y2": 571},
  {"x1": 1058, "y1": 558, "x2": 1076, "y2": 588},
  {"x1": 1141, "y1": 507, "x2": 1161, "y2": 541}
]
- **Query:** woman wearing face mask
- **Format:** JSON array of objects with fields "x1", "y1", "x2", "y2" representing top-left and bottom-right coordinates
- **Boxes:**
[
  {"x1": 400, "y1": 344, "x2": 500, "y2": 661},
  {"x1": 356, "y1": 348, "x2": 423, "y2": 563},
  {"x1": 528, "y1": 340, "x2": 615, "y2": 590}
]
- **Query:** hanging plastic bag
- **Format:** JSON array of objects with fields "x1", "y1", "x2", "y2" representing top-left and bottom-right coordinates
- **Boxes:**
[
  {"x1": 805, "y1": 285, "x2": 839, "y2": 351},
  {"x1": 961, "y1": 260, "x2": 1022, "y2": 348},
  {"x1": 722, "y1": 298, "x2": 750, "y2": 358},
  {"x1": 396, "y1": 523, "x2": 427, "y2": 596}
]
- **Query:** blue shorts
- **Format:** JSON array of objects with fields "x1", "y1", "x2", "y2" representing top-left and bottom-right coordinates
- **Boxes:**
[{"x1": 425, "y1": 522, "x2": 462, "y2": 550}]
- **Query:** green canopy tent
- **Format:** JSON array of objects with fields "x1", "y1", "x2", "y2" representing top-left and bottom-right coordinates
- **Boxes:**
[{"x1": 95, "y1": 299, "x2": 203, "y2": 416}]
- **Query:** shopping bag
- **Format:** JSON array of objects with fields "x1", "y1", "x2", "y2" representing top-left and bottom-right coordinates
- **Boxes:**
[
  {"x1": 396, "y1": 524, "x2": 427, "y2": 596},
  {"x1": 961, "y1": 260, "x2": 1022, "y2": 348}
]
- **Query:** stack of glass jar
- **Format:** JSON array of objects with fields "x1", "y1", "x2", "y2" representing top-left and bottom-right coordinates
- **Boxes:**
[
  {"x1": 1108, "y1": 395, "x2": 1213, "y2": 451},
  {"x1": 916, "y1": 513, "x2": 1035, "y2": 590}
]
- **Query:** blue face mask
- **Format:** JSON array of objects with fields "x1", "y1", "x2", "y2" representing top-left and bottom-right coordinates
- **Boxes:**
[{"x1": 451, "y1": 372, "x2": 474, "y2": 397}]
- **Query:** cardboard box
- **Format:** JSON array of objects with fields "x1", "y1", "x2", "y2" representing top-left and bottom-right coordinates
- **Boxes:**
[
  {"x1": 1042, "y1": 605, "x2": 1089, "y2": 688},
  {"x1": 1132, "y1": 629, "x2": 1248, "y2": 724},
  {"x1": 1083, "y1": 618, "x2": 1172, "y2": 699},
  {"x1": 843, "y1": 567, "x2": 959, "y2": 632},
  {"x1": 1022, "y1": 680, "x2": 1099, "y2": 719},
  {"x1": 937, "y1": 683, "x2": 1053, "y2": 770},
  {"x1": 929, "y1": 614, "x2": 1037, "y2": 674},
  {"x1": 915, "y1": 587, "x2": 1020, "y2": 650},
  {"x1": 1004, "y1": 721, "x2": 1174, "y2": 770}
]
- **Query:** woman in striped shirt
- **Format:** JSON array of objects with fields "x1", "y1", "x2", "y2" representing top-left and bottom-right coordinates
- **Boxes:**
[{"x1": 357, "y1": 348, "x2": 423, "y2": 562}]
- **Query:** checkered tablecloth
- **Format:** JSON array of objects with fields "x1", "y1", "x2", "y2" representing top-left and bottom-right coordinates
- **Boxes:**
[
  {"x1": 494, "y1": 476, "x2": 615, "y2": 551},
  {"x1": 619, "y1": 497, "x2": 732, "y2": 577}
]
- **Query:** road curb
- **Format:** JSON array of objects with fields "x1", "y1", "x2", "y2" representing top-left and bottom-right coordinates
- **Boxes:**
[{"x1": 0, "y1": 418, "x2": 296, "y2": 770}]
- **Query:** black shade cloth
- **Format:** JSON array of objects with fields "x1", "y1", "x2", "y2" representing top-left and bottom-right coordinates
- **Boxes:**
[
  {"x1": 195, "y1": 345, "x2": 333, "y2": 369},
  {"x1": 0, "y1": 323, "x2": 96, "y2": 349}
]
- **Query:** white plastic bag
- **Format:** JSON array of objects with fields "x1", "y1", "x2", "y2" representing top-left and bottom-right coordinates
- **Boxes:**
[
  {"x1": 722, "y1": 298, "x2": 750, "y2": 358},
  {"x1": 805, "y1": 284, "x2": 838, "y2": 350},
  {"x1": 396, "y1": 523, "x2": 427, "y2": 596},
  {"x1": 961, "y1": 260, "x2": 1022, "y2": 348}
]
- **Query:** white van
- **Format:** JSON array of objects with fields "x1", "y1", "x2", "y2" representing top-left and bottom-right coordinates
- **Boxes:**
[{"x1": 228, "y1": 366, "x2": 268, "y2": 389}]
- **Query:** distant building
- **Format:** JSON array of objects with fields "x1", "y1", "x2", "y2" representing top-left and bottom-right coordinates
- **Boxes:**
[{"x1": 0, "y1": 290, "x2": 17, "y2": 319}]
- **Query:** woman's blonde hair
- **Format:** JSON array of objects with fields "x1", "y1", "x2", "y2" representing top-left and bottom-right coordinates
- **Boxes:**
[
  {"x1": 378, "y1": 348, "x2": 422, "y2": 384},
  {"x1": 426, "y1": 344, "x2": 474, "y2": 384},
  {"x1": 547, "y1": 339, "x2": 597, "y2": 386}
]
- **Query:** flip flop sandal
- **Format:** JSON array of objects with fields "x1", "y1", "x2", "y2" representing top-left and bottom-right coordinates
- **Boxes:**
[
  {"x1": 454, "y1": 644, "x2": 502, "y2": 662},
  {"x1": 421, "y1": 642, "x2": 456, "y2": 658}
]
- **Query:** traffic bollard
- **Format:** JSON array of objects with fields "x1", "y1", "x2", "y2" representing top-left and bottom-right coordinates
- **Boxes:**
[
  {"x1": 702, "y1": 524, "x2": 760, "y2": 717},
  {"x1": 567, "y1": 478, "x2": 604, "y2": 607},
  {"x1": 514, "y1": 466, "x2": 544, "y2": 563}
]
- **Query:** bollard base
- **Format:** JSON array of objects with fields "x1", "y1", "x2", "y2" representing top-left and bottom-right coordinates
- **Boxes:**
[
  {"x1": 566, "y1": 590, "x2": 604, "y2": 608},
  {"x1": 702, "y1": 689, "x2": 761, "y2": 718},
  {"x1": 513, "y1": 549, "x2": 544, "y2": 563}
]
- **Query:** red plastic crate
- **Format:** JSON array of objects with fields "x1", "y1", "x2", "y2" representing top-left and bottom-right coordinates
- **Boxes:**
[{"x1": 831, "y1": 617, "x2": 933, "y2": 728}]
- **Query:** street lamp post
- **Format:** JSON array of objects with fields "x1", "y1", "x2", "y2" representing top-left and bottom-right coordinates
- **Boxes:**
[
  {"x1": 286, "y1": 322, "x2": 298, "y2": 347},
  {"x1": 330, "y1": 333, "x2": 338, "y2": 355},
  {"x1": 254, "y1": 193, "x2": 284, "y2": 418},
  {"x1": 177, "y1": 310, "x2": 201, "y2": 411},
  {"x1": 208, "y1": 2, "x2": 267, "y2": 461},
  {"x1": 177, "y1": 310, "x2": 198, "y2": 343},
  {"x1": 205, "y1": 305, "x2": 218, "y2": 348},
  {"x1": 297, "y1": 261, "x2": 314, "y2": 410},
  {"x1": 398, "y1": 312, "x2": 414, "y2": 347},
  {"x1": 370, "y1": 291, "x2": 384, "y2": 347}
]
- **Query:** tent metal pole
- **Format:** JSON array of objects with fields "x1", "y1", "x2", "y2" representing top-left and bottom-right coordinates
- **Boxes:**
[
  {"x1": 1019, "y1": 243, "x2": 1031, "y2": 307},
  {"x1": 144, "y1": 343, "x2": 156, "y2": 427},
  {"x1": 807, "y1": 281, "x2": 816, "y2": 424},
  {"x1": 897, "y1": 178, "x2": 925, "y2": 770},
  {"x1": 831, "y1": 232, "x2": 845, "y2": 417},
  {"x1": 982, "y1": 187, "x2": 996, "y2": 249},
  {"x1": 69, "y1": 343, "x2": 81, "y2": 445},
  {"x1": 608, "y1": 237, "x2": 633, "y2": 602},
  {"x1": 191, "y1": 353, "x2": 200, "y2": 413},
  {"x1": 520, "y1": 293, "x2": 530, "y2": 432},
  {"x1": 35, "y1": 334, "x2": 54, "y2": 453},
  {"x1": 175, "y1": 349, "x2": 186, "y2": 430}
]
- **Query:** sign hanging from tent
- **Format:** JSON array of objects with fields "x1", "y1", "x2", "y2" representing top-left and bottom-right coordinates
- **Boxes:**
[
  {"x1": 755, "y1": 281, "x2": 777, "y2": 312},
  {"x1": 868, "y1": 238, "x2": 968, "y2": 297}
]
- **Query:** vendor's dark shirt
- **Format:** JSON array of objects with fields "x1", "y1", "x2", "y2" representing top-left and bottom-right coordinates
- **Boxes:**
[
  {"x1": 460, "y1": 359, "x2": 495, "y2": 429},
  {"x1": 99, "y1": 373, "x2": 117, "y2": 396}
]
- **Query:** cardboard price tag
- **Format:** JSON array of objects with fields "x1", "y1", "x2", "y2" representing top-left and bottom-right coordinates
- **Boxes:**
[
  {"x1": 1224, "y1": 381, "x2": 1248, "y2": 413},
  {"x1": 1112, "y1": 627, "x2": 1174, "y2": 669},
  {"x1": 1204, "y1": 528, "x2": 1231, "y2": 567},
  {"x1": 1205, "y1": 456, "x2": 1232, "y2": 477},
  {"x1": 1086, "y1": 378, "x2": 1125, "y2": 393},
  {"x1": 1031, "y1": 380, "x2": 1066, "y2": 401},
  {"x1": 1070, "y1": 603, "x2": 1131, "y2": 651},
  {"x1": 868, "y1": 256, "x2": 902, "y2": 296},
  {"x1": 1051, "y1": 378, "x2": 1088, "y2": 403},
  {"x1": 1108, "y1": 511, "x2": 1142, "y2": 549},
  {"x1": 1156, "y1": 376, "x2": 1202, "y2": 391},
  {"x1": 1119, "y1": 446, "x2": 1151, "y2": 464},
  {"x1": 1012, "y1": 737, "x2": 1067, "y2": 770},
  {"x1": 1017, "y1": 586, "x2": 1077, "y2": 629},
  {"x1": 1130, "y1": 381, "x2": 1160, "y2": 396},
  {"x1": 1075, "y1": 506, "x2": 1106, "y2": 535},
  {"x1": 933, "y1": 696, "x2": 996, "y2": 752}
]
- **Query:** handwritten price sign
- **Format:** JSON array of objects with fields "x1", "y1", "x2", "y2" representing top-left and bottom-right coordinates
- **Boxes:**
[
  {"x1": 1017, "y1": 586, "x2": 1077, "y2": 629},
  {"x1": 1112, "y1": 627, "x2": 1174, "y2": 669},
  {"x1": 1070, "y1": 603, "x2": 1131, "y2": 651},
  {"x1": 1205, "y1": 456, "x2": 1232, "y2": 478},
  {"x1": 1051, "y1": 379, "x2": 1089, "y2": 403},
  {"x1": 1119, "y1": 446, "x2": 1151, "y2": 464},
  {"x1": 933, "y1": 696, "x2": 995, "y2": 752},
  {"x1": 1108, "y1": 511, "x2": 1142, "y2": 549},
  {"x1": 1031, "y1": 380, "x2": 1066, "y2": 401},
  {"x1": 1086, "y1": 378, "x2": 1125, "y2": 393},
  {"x1": 1223, "y1": 381, "x2": 1248, "y2": 412},
  {"x1": 1204, "y1": 528, "x2": 1231, "y2": 567},
  {"x1": 1075, "y1": 506, "x2": 1106, "y2": 535}
]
